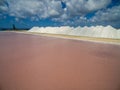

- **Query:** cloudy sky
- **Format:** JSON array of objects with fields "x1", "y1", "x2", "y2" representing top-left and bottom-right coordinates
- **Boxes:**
[{"x1": 0, "y1": 0, "x2": 120, "y2": 29}]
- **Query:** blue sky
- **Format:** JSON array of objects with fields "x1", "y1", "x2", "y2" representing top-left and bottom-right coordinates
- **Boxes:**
[{"x1": 0, "y1": 0, "x2": 120, "y2": 29}]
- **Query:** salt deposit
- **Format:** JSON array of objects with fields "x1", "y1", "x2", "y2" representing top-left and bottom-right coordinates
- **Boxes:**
[{"x1": 28, "y1": 25, "x2": 120, "y2": 39}]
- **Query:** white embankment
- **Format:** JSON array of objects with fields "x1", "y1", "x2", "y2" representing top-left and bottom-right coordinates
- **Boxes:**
[{"x1": 28, "y1": 25, "x2": 120, "y2": 39}]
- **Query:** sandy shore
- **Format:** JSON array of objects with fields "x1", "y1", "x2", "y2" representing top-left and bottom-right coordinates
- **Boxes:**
[
  {"x1": 11, "y1": 31, "x2": 120, "y2": 44},
  {"x1": 0, "y1": 32, "x2": 120, "y2": 90}
]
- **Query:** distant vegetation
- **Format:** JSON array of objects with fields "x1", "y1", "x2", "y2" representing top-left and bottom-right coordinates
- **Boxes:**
[
  {"x1": 0, "y1": 24, "x2": 30, "y2": 31},
  {"x1": 12, "y1": 24, "x2": 16, "y2": 30},
  {"x1": 0, "y1": 27, "x2": 30, "y2": 31}
]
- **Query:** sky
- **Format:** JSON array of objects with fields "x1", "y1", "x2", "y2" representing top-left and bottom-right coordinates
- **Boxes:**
[{"x1": 0, "y1": 0, "x2": 120, "y2": 29}]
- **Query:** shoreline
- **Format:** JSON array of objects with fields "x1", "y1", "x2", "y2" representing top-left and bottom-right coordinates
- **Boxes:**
[{"x1": 1, "y1": 31, "x2": 120, "y2": 45}]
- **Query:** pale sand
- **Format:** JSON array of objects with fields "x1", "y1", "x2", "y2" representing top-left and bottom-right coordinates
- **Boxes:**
[
  {"x1": 0, "y1": 32, "x2": 120, "y2": 90},
  {"x1": 10, "y1": 31, "x2": 120, "y2": 44}
]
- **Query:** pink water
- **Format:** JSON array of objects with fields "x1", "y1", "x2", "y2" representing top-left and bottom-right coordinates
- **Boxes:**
[{"x1": 0, "y1": 32, "x2": 120, "y2": 90}]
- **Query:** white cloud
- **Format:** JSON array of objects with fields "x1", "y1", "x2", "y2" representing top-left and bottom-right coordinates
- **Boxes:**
[
  {"x1": 0, "y1": 5, "x2": 7, "y2": 11},
  {"x1": 85, "y1": 0, "x2": 111, "y2": 11},
  {"x1": 52, "y1": 0, "x2": 112, "y2": 22},
  {"x1": 63, "y1": 0, "x2": 111, "y2": 16},
  {"x1": 0, "y1": 0, "x2": 112, "y2": 19},
  {"x1": 91, "y1": 5, "x2": 120, "y2": 22},
  {"x1": 0, "y1": 0, "x2": 8, "y2": 12},
  {"x1": 89, "y1": 5, "x2": 120, "y2": 27},
  {"x1": 5, "y1": 0, "x2": 63, "y2": 18},
  {"x1": 58, "y1": 4, "x2": 120, "y2": 27},
  {"x1": 1, "y1": 0, "x2": 120, "y2": 28},
  {"x1": 15, "y1": 18, "x2": 19, "y2": 22}
]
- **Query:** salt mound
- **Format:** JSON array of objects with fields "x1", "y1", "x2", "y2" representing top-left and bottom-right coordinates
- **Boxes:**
[{"x1": 29, "y1": 26, "x2": 120, "y2": 39}]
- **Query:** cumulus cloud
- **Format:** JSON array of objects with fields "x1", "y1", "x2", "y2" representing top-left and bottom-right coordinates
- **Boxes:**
[
  {"x1": 0, "y1": 0, "x2": 120, "y2": 27},
  {"x1": 63, "y1": 0, "x2": 111, "y2": 16},
  {"x1": 53, "y1": 0, "x2": 111, "y2": 21},
  {"x1": 85, "y1": 0, "x2": 111, "y2": 11},
  {"x1": 0, "y1": 0, "x2": 112, "y2": 19},
  {"x1": 3, "y1": 0, "x2": 63, "y2": 18},
  {"x1": 0, "y1": 0, "x2": 8, "y2": 12},
  {"x1": 91, "y1": 5, "x2": 120, "y2": 22},
  {"x1": 58, "y1": 4, "x2": 120, "y2": 27},
  {"x1": 90, "y1": 5, "x2": 120, "y2": 27}
]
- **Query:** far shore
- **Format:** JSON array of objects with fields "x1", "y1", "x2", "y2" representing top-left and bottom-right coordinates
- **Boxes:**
[{"x1": 0, "y1": 30, "x2": 120, "y2": 45}]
